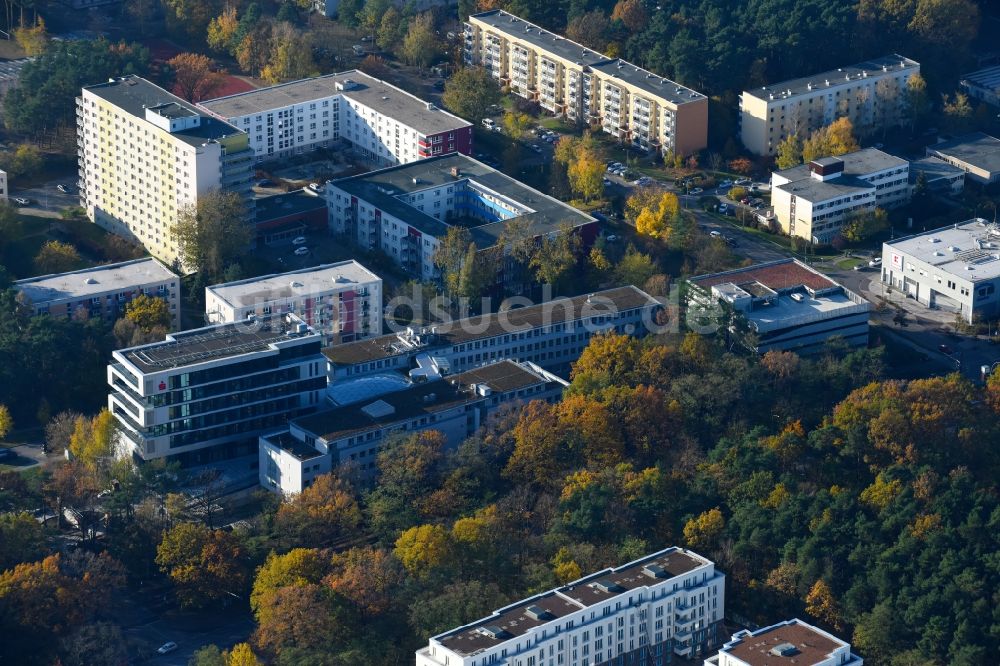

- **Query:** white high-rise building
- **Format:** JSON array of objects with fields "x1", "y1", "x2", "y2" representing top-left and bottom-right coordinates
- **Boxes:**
[
  {"x1": 740, "y1": 55, "x2": 919, "y2": 156},
  {"x1": 205, "y1": 260, "x2": 383, "y2": 344},
  {"x1": 416, "y1": 546, "x2": 725, "y2": 666},
  {"x1": 705, "y1": 618, "x2": 862, "y2": 666},
  {"x1": 77, "y1": 76, "x2": 254, "y2": 269}
]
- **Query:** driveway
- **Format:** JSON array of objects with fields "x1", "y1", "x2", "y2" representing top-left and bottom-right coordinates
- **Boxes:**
[{"x1": 0, "y1": 442, "x2": 52, "y2": 470}]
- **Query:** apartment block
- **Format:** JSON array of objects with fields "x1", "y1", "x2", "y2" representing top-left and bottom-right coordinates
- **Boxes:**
[
  {"x1": 960, "y1": 65, "x2": 1000, "y2": 109},
  {"x1": 205, "y1": 260, "x2": 382, "y2": 344},
  {"x1": 261, "y1": 360, "x2": 567, "y2": 492},
  {"x1": 326, "y1": 153, "x2": 596, "y2": 282},
  {"x1": 323, "y1": 286, "x2": 661, "y2": 380},
  {"x1": 107, "y1": 314, "x2": 326, "y2": 465},
  {"x1": 465, "y1": 11, "x2": 707, "y2": 157},
  {"x1": 926, "y1": 132, "x2": 1000, "y2": 186},
  {"x1": 77, "y1": 76, "x2": 254, "y2": 269},
  {"x1": 705, "y1": 618, "x2": 862, "y2": 666},
  {"x1": 771, "y1": 149, "x2": 909, "y2": 243},
  {"x1": 740, "y1": 55, "x2": 919, "y2": 156},
  {"x1": 198, "y1": 71, "x2": 473, "y2": 166},
  {"x1": 688, "y1": 259, "x2": 871, "y2": 355},
  {"x1": 881, "y1": 219, "x2": 1000, "y2": 324},
  {"x1": 416, "y1": 546, "x2": 725, "y2": 666},
  {"x1": 15, "y1": 258, "x2": 181, "y2": 329}
]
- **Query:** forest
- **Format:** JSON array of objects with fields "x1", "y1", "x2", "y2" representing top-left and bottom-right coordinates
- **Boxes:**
[{"x1": 2, "y1": 330, "x2": 998, "y2": 665}]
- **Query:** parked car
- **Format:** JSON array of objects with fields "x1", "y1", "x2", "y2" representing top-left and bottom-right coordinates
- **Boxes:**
[
  {"x1": 710, "y1": 230, "x2": 722, "y2": 238},
  {"x1": 606, "y1": 234, "x2": 619, "y2": 242},
  {"x1": 12, "y1": 197, "x2": 30, "y2": 206},
  {"x1": 157, "y1": 642, "x2": 178, "y2": 655},
  {"x1": 603, "y1": 178, "x2": 612, "y2": 186},
  {"x1": 482, "y1": 118, "x2": 496, "y2": 130},
  {"x1": 308, "y1": 182, "x2": 323, "y2": 192},
  {"x1": 294, "y1": 247, "x2": 310, "y2": 256},
  {"x1": 57, "y1": 184, "x2": 73, "y2": 194},
  {"x1": 530, "y1": 144, "x2": 542, "y2": 153},
  {"x1": 292, "y1": 236, "x2": 307, "y2": 245},
  {"x1": 689, "y1": 187, "x2": 703, "y2": 195},
  {"x1": 719, "y1": 179, "x2": 733, "y2": 187},
  {"x1": 256, "y1": 179, "x2": 275, "y2": 188},
  {"x1": 869, "y1": 258, "x2": 882, "y2": 267},
  {"x1": 735, "y1": 177, "x2": 752, "y2": 185}
]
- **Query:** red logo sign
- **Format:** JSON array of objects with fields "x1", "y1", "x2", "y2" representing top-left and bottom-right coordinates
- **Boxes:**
[{"x1": 158, "y1": 381, "x2": 167, "y2": 391}]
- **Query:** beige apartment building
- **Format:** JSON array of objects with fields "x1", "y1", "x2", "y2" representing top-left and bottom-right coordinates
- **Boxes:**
[
  {"x1": 465, "y1": 10, "x2": 708, "y2": 157},
  {"x1": 740, "y1": 55, "x2": 919, "y2": 156},
  {"x1": 77, "y1": 76, "x2": 254, "y2": 270}
]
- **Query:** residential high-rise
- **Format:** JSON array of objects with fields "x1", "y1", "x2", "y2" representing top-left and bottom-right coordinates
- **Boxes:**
[
  {"x1": 205, "y1": 260, "x2": 383, "y2": 344},
  {"x1": 705, "y1": 618, "x2": 862, "y2": 666},
  {"x1": 464, "y1": 10, "x2": 708, "y2": 157},
  {"x1": 740, "y1": 55, "x2": 919, "y2": 156},
  {"x1": 198, "y1": 71, "x2": 473, "y2": 166},
  {"x1": 14, "y1": 258, "x2": 181, "y2": 329},
  {"x1": 107, "y1": 314, "x2": 326, "y2": 465},
  {"x1": 416, "y1": 546, "x2": 725, "y2": 666},
  {"x1": 77, "y1": 76, "x2": 254, "y2": 268}
]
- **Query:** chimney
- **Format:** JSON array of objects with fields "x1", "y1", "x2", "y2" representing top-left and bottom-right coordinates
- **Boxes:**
[{"x1": 450, "y1": 166, "x2": 461, "y2": 177}]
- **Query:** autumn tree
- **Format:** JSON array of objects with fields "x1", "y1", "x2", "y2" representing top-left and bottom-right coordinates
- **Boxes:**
[
  {"x1": 529, "y1": 223, "x2": 582, "y2": 291},
  {"x1": 805, "y1": 579, "x2": 844, "y2": 631},
  {"x1": 168, "y1": 53, "x2": 227, "y2": 102},
  {"x1": 841, "y1": 208, "x2": 889, "y2": 243},
  {"x1": 13, "y1": 17, "x2": 47, "y2": 56},
  {"x1": 155, "y1": 522, "x2": 248, "y2": 608},
  {"x1": 611, "y1": 0, "x2": 649, "y2": 31},
  {"x1": 125, "y1": 293, "x2": 172, "y2": 332},
  {"x1": 0, "y1": 512, "x2": 45, "y2": 570},
  {"x1": 252, "y1": 584, "x2": 347, "y2": 659},
  {"x1": 34, "y1": 241, "x2": 81, "y2": 274},
  {"x1": 261, "y1": 23, "x2": 317, "y2": 84},
  {"x1": 172, "y1": 189, "x2": 251, "y2": 278},
  {"x1": 941, "y1": 92, "x2": 973, "y2": 133},
  {"x1": 359, "y1": 54, "x2": 390, "y2": 79},
  {"x1": 433, "y1": 227, "x2": 488, "y2": 299},
  {"x1": 634, "y1": 192, "x2": 681, "y2": 240},
  {"x1": 566, "y1": 10, "x2": 610, "y2": 52},
  {"x1": 568, "y1": 148, "x2": 605, "y2": 201},
  {"x1": 250, "y1": 548, "x2": 329, "y2": 621},
  {"x1": 906, "y1": 73, "x2": 930, "y2": 128},
  {"x1": 442, "y1": 67, "x2": 501, "y2": 123},
  {"x1": 0, "y1": 404, "x2": 12, "y2": 440},
  {"x1": 613, "y1": 246, "x2": 656, "y2": 289},
  {"x1": 728, "y1": 157, "x2": 753, "y2": 175},
  {"x1": 274, "y1": 474, "x2": 362, "y2": 547},
  {"x1": 325, "y1": 546, "x2": 402, "y2": 617},
  {"x1": 68, "y1": 409, "x2": 118, "y2": 467},
  {"x1": 502, "y1": 110, "x2": 532, "y2": 140},
  {"x1": 394, "y1": 524, "x2": 452, "y2": 579},
  {"x1": 224, "y1": 643, "x2": 262, "y2": 666},
  {"x1": 774, "y1": 134, "x2": 803, "y2": 169},
  {"x1": 399, "y1": 13, "x2": 441, "y2": 69},
  {"x1": 206, "y1": 6, "x2": 239, "y2": 53},
  {"x1": 162, "y1": 0, "x2": 221, "y2": 41},
  {"x1": 802, "y1": 118, "x2": 860, "y2": 162},
  {"x1": 683, "y1": 507, "x2": 725, "y2": 551}
]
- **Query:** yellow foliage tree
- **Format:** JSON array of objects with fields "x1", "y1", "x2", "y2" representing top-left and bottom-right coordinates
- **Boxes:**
[
  {"x1": 859, "y1": 472, "x2": 903, "y2": 510},
  {"x1": 0, "y1": 405, "x2": 13, "y2": 440},
  {"x1": 567, "y1": 149, "x2": 605, "y2": 201},
  {"x1": 14, "y1": 18, "x2": 47, "y2": 56},
  {"x1": 682, "y1": 507, "x2": 725, "y2": 550},
  {"x1": 805, "y1": 579, "x2": 843, "y2": 630},
  {"x1": 206, "y1": 6, "x2": 238, "y2": 53},
  {"x1": 802, "y1": 118, "x2": 860, "y2": 162},
  {"x1": 68, "y1": 410, "x2": 117, "y2": 467},
  {"x1": 394, "y1": 524, "x2": 451, "y2": 579},
  {"x1": 125, "y1": 293, "x2": 172, "y2": 332},
  {"x1": 224, "y1": 642, "x2": 262, "y2": 666},
  {"x1": 552, "y1": 547, "x2": 582, "y2": 583}
]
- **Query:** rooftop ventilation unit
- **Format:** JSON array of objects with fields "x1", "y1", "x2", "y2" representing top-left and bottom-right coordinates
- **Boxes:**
[
  {"x1": 289, "y1": 281, "x2": 303, "y2": 288},
  {"x1": 85, "y1": 277, "x2": 98, "y2": 285},
  {"x1": 525, "y1": 605, "x2": 551, "y2": 621},
  {"x1": 790, "y1": 293, "x2": 805, "y2": 303},
  {"x1": 642, "y1": 564, "x2": 667, "y2": 579},
  {"x1": 769, "y1": 643, "x2": 799, "y2": 657},
  {"x1": 594, "y1": 580, "x2": 625, "y2": 594},
  {"x1": 479, "y1": 626, "x2": 509, "y2": 640}
]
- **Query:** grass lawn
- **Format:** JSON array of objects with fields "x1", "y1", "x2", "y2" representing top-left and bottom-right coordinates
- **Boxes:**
[{"x1": 836, "y1": 257, "x2": 865, "y2": 270}]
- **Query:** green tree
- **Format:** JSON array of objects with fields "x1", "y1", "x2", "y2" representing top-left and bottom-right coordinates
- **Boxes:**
[
  {"x1": 408, "y1": 581, "x2": 508, "y2": 639},
  {"x1": 162, "y1": 0, "x2": 222, "y2": 41},
  {"x1": 58, "y1": 622, "x2": 128, "y2": 666},
  {"x1": 399, "y1": 13, "x2": 441, "y2": 69},
  {"x1": 261, "y1": 23, "x2": 317, "y2": 84},
  {"x1": 0, "y1": 512, "x2": 45, "y2": 570},
  {"x1": 6, "y1": 144, "x2": 43, "y2": 178},
  {"x1": 565, "y1": 10, "x2": 610, "y2": 52},
  {"x1": 614, "y1": 246, "x2": 656, "y2": 287},
  {"x1": 190, "y1": 645, "x2": 227, "y2": 666},
  {"x1": 841, "y1": 208, "x2": 889, "y2": 243},
  {"x1": 529, "y1": 223, "x2": 582, "y2": 292},
  {"x1": 34, "y1": 241, "x2": 82, "y2": 274},
  {"x1": 442, "y1": 68, "x2": 501, "y2": 123},
  {"x1": 376, "y1": 6, "x2": 406, "y2": 53},
  {"x1": 775, "y1": 133, "x2": 803, "y2": 169},
  {"x1": 155, "y1": 522, "x2": 248, "y2": 608},
  {"x1": 502, "y1": 110, "x2": 532, "y2": 140},
  {"x1": 942, "y1": 92, "x2": 973, "y2": 133},
  {"x1": 172, "y1": 190, "x2": 251, "y2": 278}
]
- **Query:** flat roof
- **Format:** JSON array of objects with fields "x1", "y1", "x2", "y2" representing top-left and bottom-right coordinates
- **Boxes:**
[
  {"x1": 294, "y1": 360, "x2": 548, "y2": 442},
  {"x1": 323, "y1": 285, "x2": 659, "y2": 365},
  {"x1": 689, "y1": 259, "x2": 839, "y2": 293},
  {"x1": 199, "y1": 70, "x2": 471, "y2": 136},
  {"x1": 207, "y1": 260, "x2": 380, "y2": 309},
  {"x1": 743, "y1": 54, "x2": 919, "y2": 103},
  {"x1": 721, "y1": 619, "x2": 848, "y2": 666},
  {"x1": 774, "y1": 172, "x2": 874, "y2": 202},
  {"x1": 254, "y1": 189, "x2": 327, "y2": 226},
  {"x1": 908, "y1": 156, "x2": 965, "y2": 183},
  {"x1": 437, "y1": 547, "x2": 708, "y2": 656},
  {"x1": 83, "y1": 76, "x2": 245, "y2": 147},
  {"x1": 470, "y1": 10, "x2": 703, "y2": 106},
  {"x1": 262, "y1": 430, "x2": 324, "y2": 461},
  {"x1": 119, "y1": 315, "x2": 316, "y2": 373},
  {"x1": 961, "y1": 64, "x2": 1000, "y2": 93},
  {"x1": 928, "y1": 132, "x2": 1000, "y2": 175},
  {"x1": 774, "y1": 148, "x2": 906, "y2": 183},
  {"x1": 0, "y1": 57, "x2": 33, "y2": 81},
  {"x1": 329, "y1": 153, "x2": 594, "y2": 246},
  {"x1": 14, "y1": 258, "x2": 177, "y2": 305},
  {"x1": 884, "y1": 219, "x2": 1000, "y2": 282}
]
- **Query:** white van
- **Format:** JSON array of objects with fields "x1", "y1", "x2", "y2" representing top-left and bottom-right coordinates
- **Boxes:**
[{"x1": 482, "y1": 118, "x2": 496, "y2": 130}]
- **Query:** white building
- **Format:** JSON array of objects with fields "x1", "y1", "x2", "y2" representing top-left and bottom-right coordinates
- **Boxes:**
[
  {"x1": 323, "y1": 285, "x2": 662, "y2": 380},
  {"x1": 925, "y1": 133, "x2": 1000, "y2": 186},
  {"x1": 77, "y1": 76, "x2": 254, "y2": 269},
  {"x1": 326, "y1": 153, "x2": 596, "y2": 282},
  {"x1": 205, "y1": 260, "x2": 382, "y2": 345},
  {"x1": 688, "y1": 259, "x2": 871, "y2": 355},
  {"x1": 771, "y1": 149, "x2": 909, "y2": 244},
  {"x1": 198, "y1": 71, "x2": 473, "y2": 166},
  {"x1": 881, "y1": 219, "x2": 1000, "y2": 323},
  {"x1": 705, "y1": 619, "x2": 862, "y2": 666},
  {"x1": 14, "y1": 258, "x2": 181, "y2": 328},
  {"x1": 261, "y1": 360, "x2": 567, "y2": 492},
  {"x1": 740, "y1": 55, "x2": 919, "y2": 156},
  {"x1": 107, "y1": 314, "x2": 326, "y2": 465},
  {"x1": 960, "y1": 65, "x2": 1000, "y2": 109},
  {"x1": 416, "y1": 546, "x2": 725, "y2": 666},
  {"x1": 908, "y1": 157, "x2": 965, "y2": 197},
  {"x1": 465, "y1": 10, "x2": 708, "y2": 157}
]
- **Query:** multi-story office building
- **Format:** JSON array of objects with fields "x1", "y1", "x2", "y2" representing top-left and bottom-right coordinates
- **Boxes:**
[
  {"x1": 688, "y1": 259, "x2": 871, "y2": 355},
  {"x1": 771, "y1": 149, "x2": 909, "y2": 243},
  {"x1": 14, "y1": 258, "x2": 181, "y2": 329},
  {"x1": 198, "y1": 71, "x2": 473, "y2": 166},
  {"x1": 960, "y1": 65, "x2": 1000, "y2": 109},
  {"x1": 260, "y1": 360, "x2": 567, "y2": 492},
  {"x1": 324, "y1": 285, "x2": 661, "y2": 380},
  {"x1": 416, "y1": 546, "x2": 725, "y2": 666},
  {"x1": 107, "y1": 314, "x2": 326, "y2": 465},
  {"x1": 740, "y1": 55, "x2": 919, "y2": 156},
  {"x1": 881, "y1": 219, "x2": 1000, "y2": 324},
  {"x1": 464, "y1": 10, "x2": 707, "y2": 157},
  {"x1": 705, "y1": 618, "x2": 862, "y2": 666},
  {"x1": 925, "y1": 132, "x2": 1000, "y2": 186},
  {"x1": 205, "y1": 261, "x2": 382, "y2": 344},
  {"x1": 326, "y1": 153, "x2": 596, "y2": 282},
  {"x1": 77, "y1": 76, "x2": 254, "y2": 269}
]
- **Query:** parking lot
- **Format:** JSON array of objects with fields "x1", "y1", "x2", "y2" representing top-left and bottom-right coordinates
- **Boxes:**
[{"x1": 9, "y1": 173, "x2": 80, "y2": 215}]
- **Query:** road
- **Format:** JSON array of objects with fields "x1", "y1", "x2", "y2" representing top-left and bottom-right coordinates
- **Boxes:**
[{"x1": 0, "y1": 441, "x2": 53, "y2": 470}]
